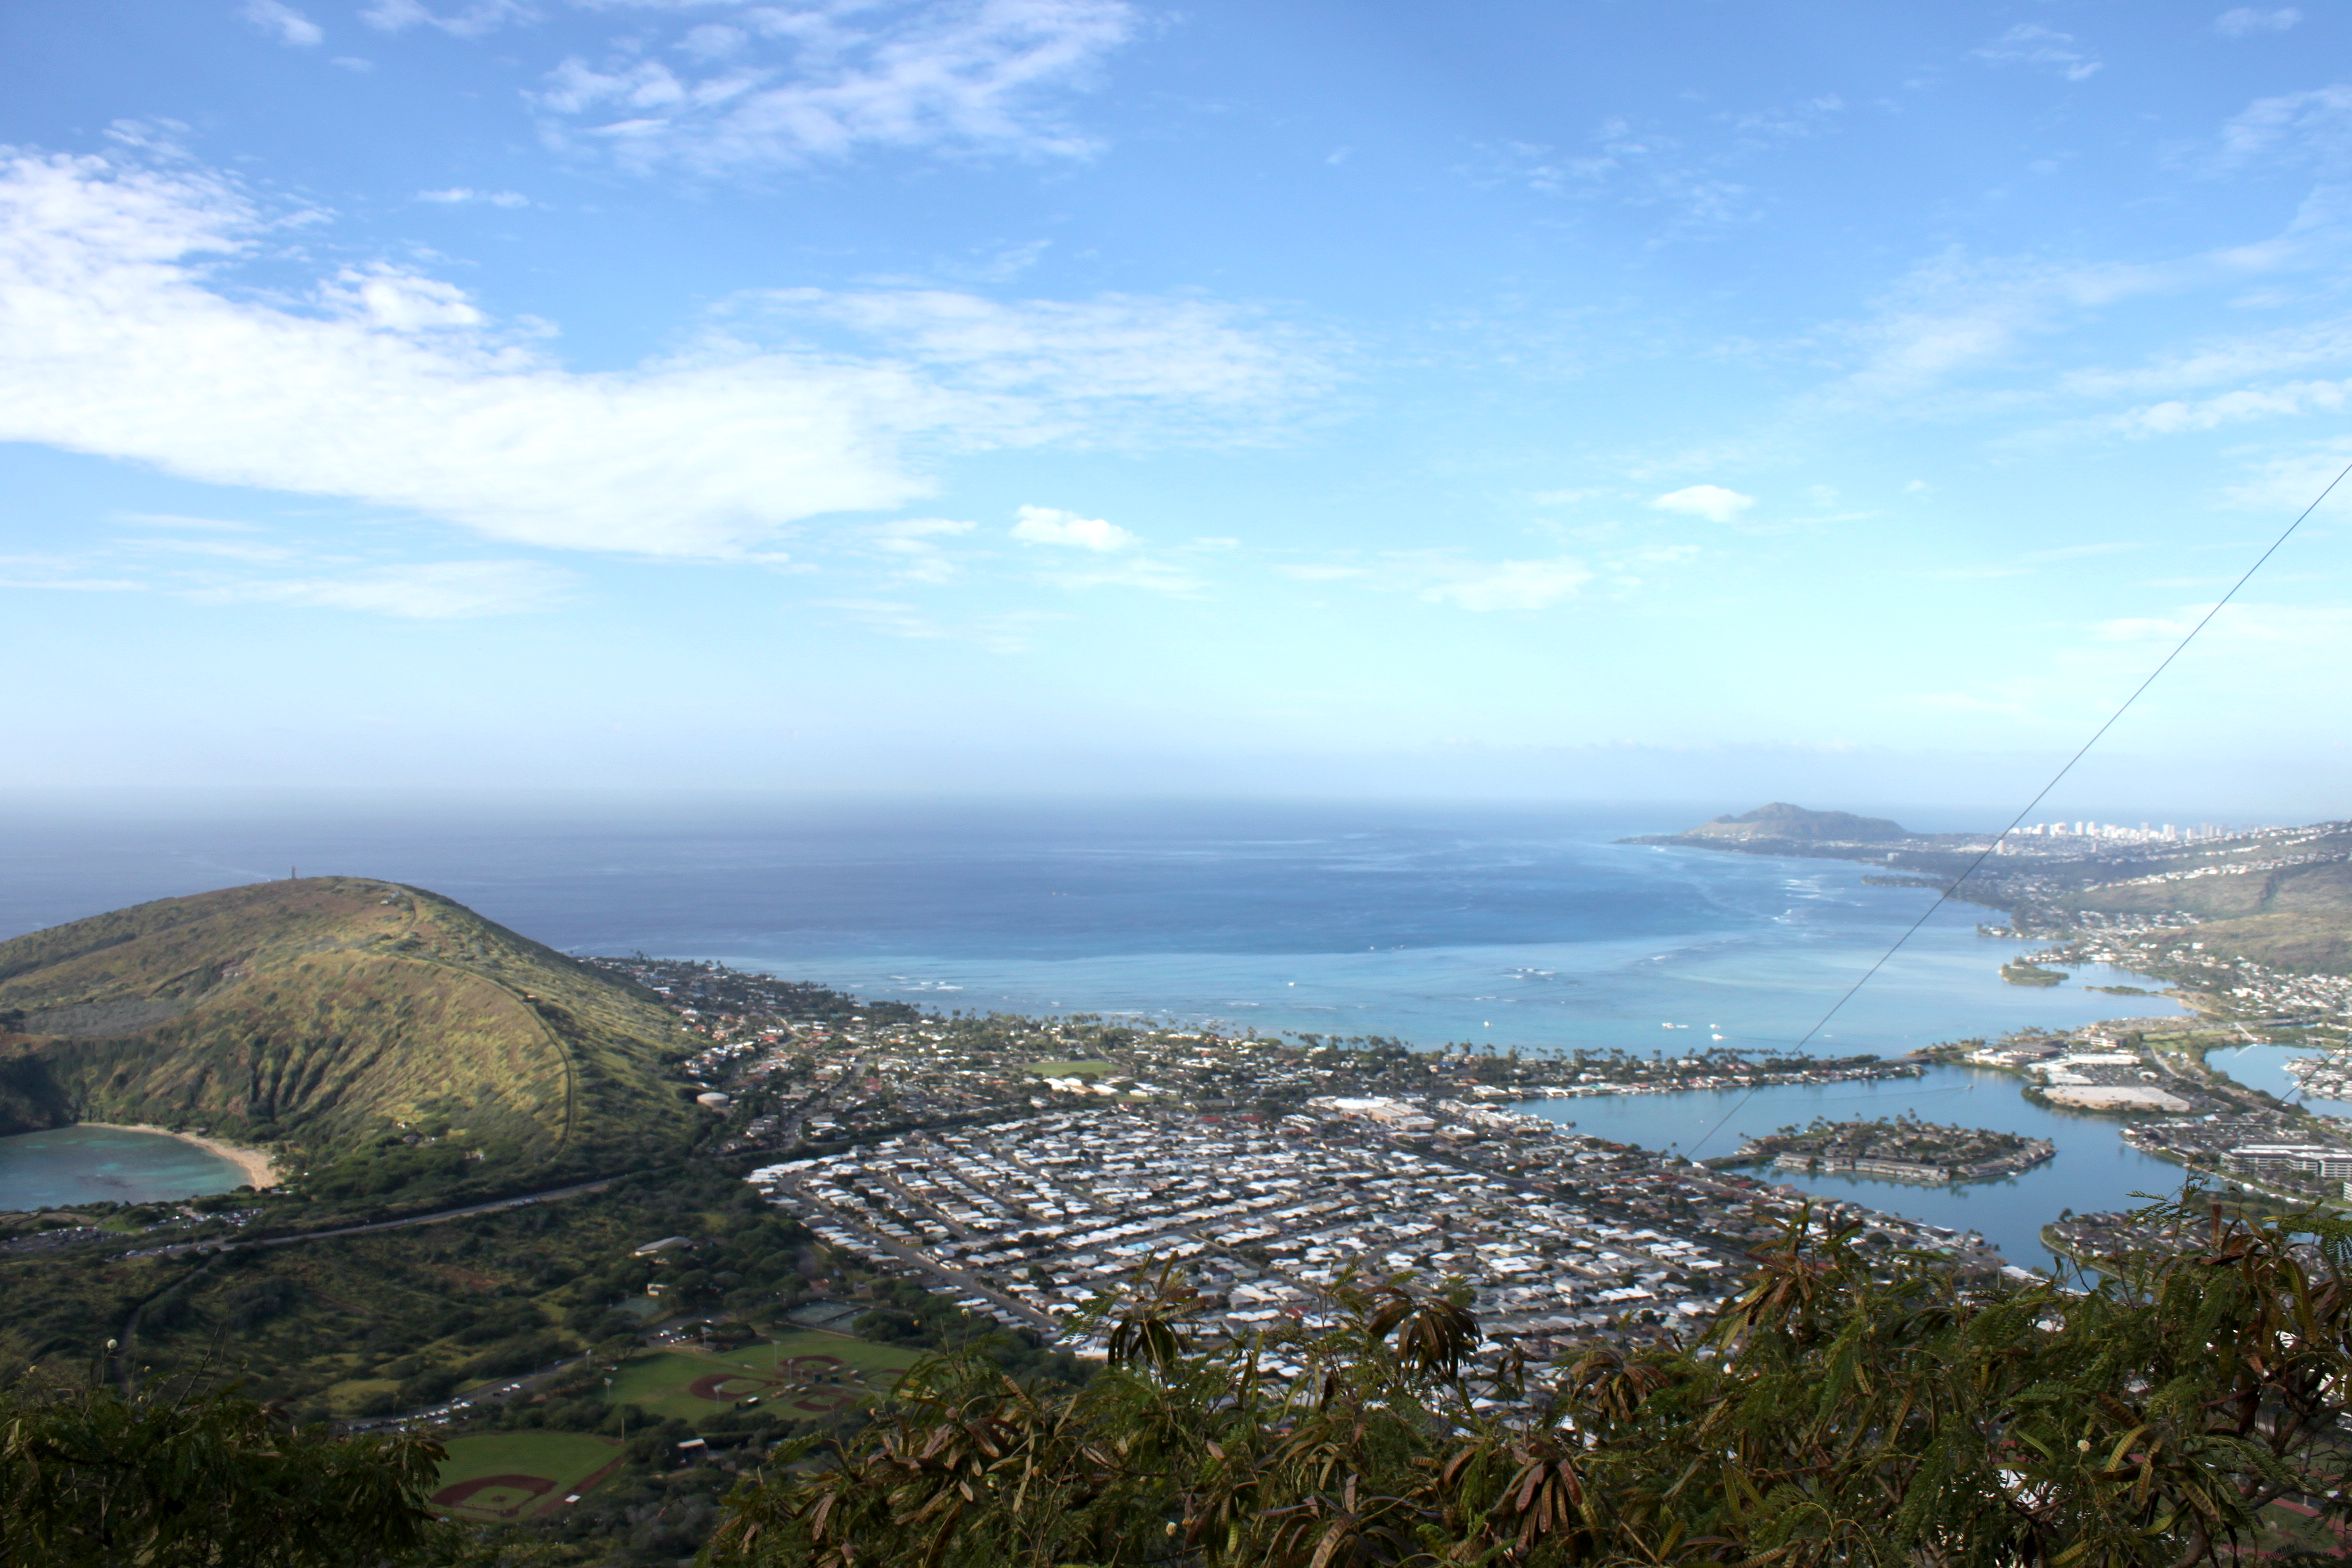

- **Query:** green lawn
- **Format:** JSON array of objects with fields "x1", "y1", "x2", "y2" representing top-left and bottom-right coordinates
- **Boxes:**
[
  {"x1": 432, "y1": 1430, "x2": 623, "y2": 1521},
  {"x1": 1025, "y1": 1059, "x2": 1116, "y2": 1079},
  {"x1": 604, "y1": 1330, "x2": 922, "y2": 1423}
]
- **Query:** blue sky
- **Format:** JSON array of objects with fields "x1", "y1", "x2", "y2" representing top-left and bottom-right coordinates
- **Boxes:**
[{"x1": 3, "y1": 1, "x2": 2348, "y2": 818}]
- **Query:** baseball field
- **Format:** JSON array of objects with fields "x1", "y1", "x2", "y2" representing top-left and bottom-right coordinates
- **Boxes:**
[
  {"x1": 603, "y1": 1329, "x2": 922, "y2": 1422},
  {"x1": 431, "y1": 1430, "x2": 626, "y2": 1522}
]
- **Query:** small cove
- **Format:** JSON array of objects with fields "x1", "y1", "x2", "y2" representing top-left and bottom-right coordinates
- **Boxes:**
[{"x1": 0, "y1": 1124, "x2": 253, "y2": 1210}]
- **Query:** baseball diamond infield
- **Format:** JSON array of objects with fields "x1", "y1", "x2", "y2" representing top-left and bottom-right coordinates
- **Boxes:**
[
  {"x1": 432, "y1": 1432, "x2": 625, "y2": 1521},
  {"x1": 604, "y1": 1331, "x2": 919, "y2": 1422}
]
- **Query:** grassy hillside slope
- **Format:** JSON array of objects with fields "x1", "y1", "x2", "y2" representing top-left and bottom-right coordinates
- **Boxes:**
[
  {"x1": 2055, "y1": 860, "x2": 2352, "y2": 975},
  {"x1": 0, "y1": 878, "x2": 698, "y2": 1197}
]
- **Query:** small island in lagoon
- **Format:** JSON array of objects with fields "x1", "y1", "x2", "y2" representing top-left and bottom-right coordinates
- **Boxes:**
[{"x1": 1719, "y1": 1115, "x2": 2057, "y2": 1186}]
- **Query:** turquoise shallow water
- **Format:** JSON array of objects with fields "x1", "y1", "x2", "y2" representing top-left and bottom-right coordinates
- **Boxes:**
[
  {"x1": 0, "y1": 1125, "x2": 249, "y2": 1211},
  {"x1": 762, "y1": 920, "x2": 2176, "y2": 1057}
]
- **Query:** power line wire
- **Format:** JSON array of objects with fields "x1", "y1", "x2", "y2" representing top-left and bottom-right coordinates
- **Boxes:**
[{"x1": 1671, "y1": 454, "x2": 2352, "y2": 1160}]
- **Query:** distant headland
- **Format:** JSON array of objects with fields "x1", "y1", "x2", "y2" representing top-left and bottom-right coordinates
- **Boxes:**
[{"x1": 1626, "y1": 801, "x2": 1917, "y2": 848}]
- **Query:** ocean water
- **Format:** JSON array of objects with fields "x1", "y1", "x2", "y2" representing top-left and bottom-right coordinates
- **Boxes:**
[
  {"x1": 0, "y1": 798, "x2": 2237, "y2": 1257},
  {"x1": 0, "y1": 1125, "x2": 248, "y2": 1210},
  {"x1": 0, "y1": 800, "x2": 2176, "y2": 1055}
]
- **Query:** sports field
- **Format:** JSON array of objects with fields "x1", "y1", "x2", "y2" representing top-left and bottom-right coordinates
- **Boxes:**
[
  {"x1": 431, "y1": 1431, "x2": 624, "y2": 1522},
  {"x1": 604, "y1": 1330, "x2": 922, "y2": 1422}
]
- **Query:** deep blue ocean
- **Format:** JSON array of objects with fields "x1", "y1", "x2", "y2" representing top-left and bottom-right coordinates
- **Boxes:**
[{"x1": 0, "y1": 797, "x2": 2280, "y2": 1263}]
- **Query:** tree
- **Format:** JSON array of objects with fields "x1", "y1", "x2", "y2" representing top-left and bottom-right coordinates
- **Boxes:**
[
  {"x1": 706, "y1": 1192, "x2": 2352, "y2": 1567},
  {"x1": 0, "y1": 1367, "x2": 448, "y2": 1567}
]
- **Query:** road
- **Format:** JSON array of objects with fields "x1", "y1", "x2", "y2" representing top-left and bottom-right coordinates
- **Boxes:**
[
  {"x1": 126, "y1": 1175, "x2": 624, "y2": 1261},
  {"x1": 109, "y1": 1175, "x2": 626, "y2": 1389},
  {"x1": 769, "y1": 1174, "x2": 1059, "y2": 1334}
]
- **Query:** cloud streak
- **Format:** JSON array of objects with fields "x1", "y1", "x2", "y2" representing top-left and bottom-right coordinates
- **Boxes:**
[
  {"x1": 194, "y1": 560, "x2": 573, "y2": 618},
  {"x1": 531, "y1": 0, "x2": 1136, "y2": 176},
  {"x1": 240, "y1": 0, "x2": 324, "y2": 47},
  {"x1": 2214, "y1": 7, "x2": 2301, "y2": 38},
  {"x1": 1650, "y1": 484, "x2": 1754, "y2": 523},
  {"x1": 1971, "y1": 24, "x2": 2102, "y2": 83},
  {"x1": 1010, "y1": 504, "x2": 1134, "y2": 551},
  {"x1": 0, "y1": 147, "x2": 1325, "y2": 560}
]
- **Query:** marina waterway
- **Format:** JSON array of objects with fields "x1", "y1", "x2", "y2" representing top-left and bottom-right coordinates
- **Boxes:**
[
  {"x1": 1519, "y1": 1066, "x2": 2192, "y2": 1274},
  {"x1": 2207, "y1": 1042, "x2": 2352, "y2": 1120},
  {"x1": 0, "y1": 1124, "x2": 251, "y2": 1211}
]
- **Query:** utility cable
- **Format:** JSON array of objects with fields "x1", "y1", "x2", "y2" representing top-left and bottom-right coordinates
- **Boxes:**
[{"x1": 1669, "y1": 454, "x2": 2352, "y2": 1161}]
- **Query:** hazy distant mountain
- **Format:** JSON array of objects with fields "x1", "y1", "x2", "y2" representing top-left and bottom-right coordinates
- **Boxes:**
[{"x1": 1678, "y1": 803, "x2": 1912, "y2": 843}]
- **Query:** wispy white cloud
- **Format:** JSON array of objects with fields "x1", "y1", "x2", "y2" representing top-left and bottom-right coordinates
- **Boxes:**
[
  {"x1": 416, "y1": 186, "x2": 532, "y2": 207},
  {"x1": 2215, "y1": 7, "x2": 2301, "y2": 38},
  {"x1": 1274, "y1": 562, "x2": 1370, "y2": 584},
  {"x1": 1650, "y1": 483, "x2": 1754, "y2": 523},
  {"x1": 1485, "y1": 91, "x2": 1847, "y2": 236},
  {"x1": 3, "y1": 529, "x2": 569, "y2": 619},
  {"x1": 2210, "y1": 84, "x2": 2352, "y2": 174},
  {"x1": 1830, "y1": 249, "x2": 2181, "y2": 399},
  {"x1": 2219, "y1": 436, "x2": 2352, "y2": 511},
  {"x1": 2025, "y1": 541, "x2": 2143, "y2": 564},
  {"x1": 2060, "y1": 313, "x2": 2352, "y2": 401},
  {"x1": 1034, "y1": 555, "x2": 1203, "y2": 595},
  {"x1": 1916, "y1": 690, "x2": 2028, "y2": 718},
  {"x1": 1274, "y1": 551, "x2": 1595, "y2": 612},
  {"x1": 193, "y1": 560, "x2": 573, "y2": 618},
  {"x1": 115, "y1": 511, "x2": 266, "y2": 533},
  {"x1": 737, "y1": 287, "x2": 1330, "y2": 445},
  {"x1": 240, "y1": 0, "x2": 324, "y2": 47},
  {"x1": 1001, "y1": 507, "x2": 1215, "y2": 594},
  {"x1": 1010, "y1": 504, "x2": 1133, "y2": 552},
  {"x1": 531, "y1": 0, "x2": 1136, "y2": 176},
  {"x1": 0, "y1": 552, "x2": 149, "y2": 593},
  {"x1": 863, "y1": 516, "x2": 977, "y2": 584},
  {"x1": 2092, "y1": 602, "x2": 2352, "y2": 654},
  {"x1": 819, "y1": 595, "x2": 1057, "y2": 651},
  {"x1": 1489, "y1": 120, "x2": 1754, "y2": 229},
  {"x1": 1971, "y1": 24, "x2": 2102, "y2": 83},
  {"x1": 0, "y1": 147, "x2": 1324, "y2": 560},
  {"x1": 131, "y1": 536, "x2": 298, "y2": 565},
  {"x1": 359, "y1": 0, "x2": 534, "y2": 38},
  {"x1": 1729, "y1": 94, "x2": 1846, "y2": 139},
  {"x1": 1416, "y1": 556, "x2": 1593, "y2": 612},
  {"x1": 2113, "y1": 377, "x2": 2352, "y2": 435},
  {"x1": 317, "y1": 263, "x2": 487, "y2": 330}
]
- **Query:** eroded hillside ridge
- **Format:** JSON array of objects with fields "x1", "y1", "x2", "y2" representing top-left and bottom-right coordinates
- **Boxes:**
[{"x1": 0, "y1": 878, "x2": 695, "y2": 1184}]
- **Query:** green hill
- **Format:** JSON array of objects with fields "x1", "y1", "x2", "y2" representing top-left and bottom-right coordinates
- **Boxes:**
[
  {"x1": 2055, "y1": 857, "x2": 2352, "y2": 975},
  {"x1": 0, "y1": 878, "x2": 699, "y2": 1199}
]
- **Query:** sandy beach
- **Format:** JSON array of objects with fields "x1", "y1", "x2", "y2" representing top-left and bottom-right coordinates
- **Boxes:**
[{"x1": 79, "y1": 1122, "x2": 279, "y2": 1191}]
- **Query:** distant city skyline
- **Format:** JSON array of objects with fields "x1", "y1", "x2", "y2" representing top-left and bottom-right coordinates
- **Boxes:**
[{"x1": 3, "y1": 3, "x2": 2348, "y2": 817}]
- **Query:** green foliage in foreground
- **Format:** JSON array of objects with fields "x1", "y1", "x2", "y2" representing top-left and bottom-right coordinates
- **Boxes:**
[
  {"x1": 0, "y1": 1368, "x2": 445, "y2": 1567},
  {"x1": 708, "y1": 1195, "x2": 2352, "y2": 1568}
]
